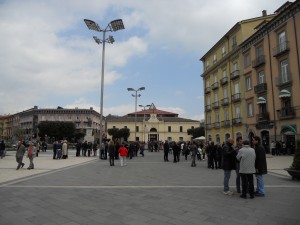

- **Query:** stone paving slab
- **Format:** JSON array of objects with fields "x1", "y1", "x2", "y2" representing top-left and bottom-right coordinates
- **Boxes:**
[{"x1": 0, "y1": 151, "x2": 299, "y2": 225}]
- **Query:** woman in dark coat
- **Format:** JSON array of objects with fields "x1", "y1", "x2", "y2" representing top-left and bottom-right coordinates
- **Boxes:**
[
  {"x1": 252, "y1": 136, "x2": 267, "y2": 197},
  {"x1": 108, "y1": 140, "x2": 116, "y2": 166}
]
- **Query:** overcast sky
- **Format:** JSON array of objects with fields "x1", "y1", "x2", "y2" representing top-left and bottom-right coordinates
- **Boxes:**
[{"x1": 0, "y1": 0, "x2": 287, "y2": 120}]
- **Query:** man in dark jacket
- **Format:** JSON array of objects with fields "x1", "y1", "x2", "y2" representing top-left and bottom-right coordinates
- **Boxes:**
[
  {"x1": 252, "y1": 136, "x2": 267, "y2": 197},
  {"x1": 163, "y1": 141, "x2": 169, "y2": 162},
  {"x1": 222, "y1": 138, "x2": 236, "y2": 195}
]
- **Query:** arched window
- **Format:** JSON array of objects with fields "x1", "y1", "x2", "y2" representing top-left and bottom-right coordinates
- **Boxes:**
[{"x1": 150, "y1": 128, "x2": 157, "y2": 132}]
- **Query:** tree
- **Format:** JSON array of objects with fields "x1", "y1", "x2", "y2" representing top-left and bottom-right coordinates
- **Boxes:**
[
  {"x1": 38, "y1": 121, "x2": 76, "y2": 141},
  {"x1": 107, "y1": 127, "x2": 130, "y2": 141},
  {"x1": 118, "y1": 128, "x2": 130, "y2": 140},
  {"x1": 108, "y1": 128, "x2": 119, "y2": 140},
  {"x1": 187, "y1": 127, "x2": 205, "y2": 139}
]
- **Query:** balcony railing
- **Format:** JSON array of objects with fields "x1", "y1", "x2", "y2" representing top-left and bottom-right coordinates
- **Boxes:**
[
  {"x1": 254, "y1": 83, "x2": 267, "y2": 94},
  {"x1": 231, "y1": 93, "x2": 241, "y2": 102},
  {"x1": 213, "y1": 122, "x2": 221, "y2": 129},
  {"x1": 205, "y1": 105, "x2": 211, "y2": 112},
  {"x1": 211, "y1": 82, "x2": 219, "y2": 90},
  {"x1": 256, "y1": 112, "x2": 269, "y2": 122},
  {"x1": 220, "y1": 77, "x2": 228, "y2": 86},
  {"x1": 232, "y1": 117, "x2": 242, "y2": 126},
  {"x1": 206, "y1": 124, "x2": 212, "y2": 130},
  {"x1": 230, "y1": 70, "x2": 240, "y2": 80},
  {"x1": 277, "y1": 107, "x2": 295, "y2": 119},
  {"x1": 205, "y1": 87, "x2": 211, "y2": 94},
  {"x1": 212, "y1": 101, "x2": 219, "y2": 109},
  {"x1": 221, "y1": 120, "x2": 231, "y2": 127},
  {"x1": 252, "y1": 55, "x2": 265, "y2": 68},
  {"x1": 221, "y1": 98, "x2": 229, "y2": 106},
  {"x1": 276, "y1": 73, "x2": 292, "y2": 87},
  {"x1": 273, "y1": 41, "x2": 289, "y2": 57}
]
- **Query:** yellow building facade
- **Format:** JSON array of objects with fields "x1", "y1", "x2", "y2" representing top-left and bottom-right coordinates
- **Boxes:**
[
  {"x1": 105, "y1": 103, "x2": 199, "y2": 142},
  {"x1": 200, "y1": 12, "x2": 275, "y2": 144}
]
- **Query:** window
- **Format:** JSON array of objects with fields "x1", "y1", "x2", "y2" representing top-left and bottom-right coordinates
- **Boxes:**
[
  {"x1": 234, "y1": 83, "x2": 239, "y2": 94},
  {"x1": 223, "y1": 88, "x2": 228, "y2": 98},
  {"x1": 180, "y1": 126, "x2": 183, "y2": 132},
  {"x1": 278, "y1": 31, "x2": 286, "y2": 52},
  {"x1": 233, "y1": 62, "x2": 238, "y2": 71},
  {"x1": 191, "y1": 126, "x2": 194, "y2": 129},
  {"x1": 222, "y1": 69, "x2": 227, "y2": 78},
  {"x1": 236, "y1": 106, "x2": 241, "y2": 118},
  {"x1": 248, "y1": 102, "x2": 253, "y2": 117},
  {"x1": 256, "y1": 45, "x2": 263, "y2": 57},
  {"x1": 113, "y1": 126, "x2": 116, "y2": 129},
  {"x1": 214, "y1": 92, "x2": 218, "y2": 102},
  {"x1": 206, "y1": 96, "x2": 211, "y2": 105},
  {"x1": 124, "y1": 126, "x2": 127, "y2": 128},
  {"x1": 214, "y1": 73, "x2": 218, "y2": 83},
  {"x1": 222, "y1": 46, "x2": 226, "y2": 57},
  {"x1": 136, "y1": 126, "x2": 139, "y2": 132},
  {"x1": 206, "y1": 61, "x2": 210, "y2": 70},
  {"x1": 168, "y1": 126, "x2": 171, "y2": 132},
  {"x1": 258, "y1": 71, "x2": 265, "y2": 84},
  {"x1": 244, "y1": 53, "x2": 251, "y2": 68},
  {"x1": 213, "y1": 54, "x2": 217, "y2": 64},
  {"x1": 207, "y1": 115, "x2": 211, "y2": 124},
  {"x1": 216, "y1": 134, "x2": 220, "y2": 144},
  {"x1": 280, "y1": 59, "x2": 288, "y2": 83},
  {"x1": 224, "y1": 109, "x2": 229, "y2": 120},
  {"x1": 246, "y1": 76, "x2": 252, "y2": 90},
  {"x1": 206, "y1": 79, "x2": 210, "y2": 88},
  {"x1": 215, "y1": 111, "x2": 220, "y2": 122},
  {"x1": 232, "y1": 35, "x2": 237, "y2": 49}
]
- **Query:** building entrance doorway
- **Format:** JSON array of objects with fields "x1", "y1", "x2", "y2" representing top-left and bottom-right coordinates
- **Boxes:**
[{"x1": 261, "y1": 130, "x2": 270, "y2": 154}]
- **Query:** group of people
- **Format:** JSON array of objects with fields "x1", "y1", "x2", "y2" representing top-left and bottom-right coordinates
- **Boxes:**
[
  {"x1": 15, "y1": 140, "x2": 37, "y2": 170},
  {"x1": 221, "y1": 136, "x2": 267, "y2": 199}
]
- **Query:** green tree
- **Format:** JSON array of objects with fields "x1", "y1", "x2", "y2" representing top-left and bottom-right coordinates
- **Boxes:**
[
  {"x1": 38, "y1": 121, "x2": 76, "y2": 140},
  {"x1": 187, "y1": 127, "x2": 205, "y2": 139},
  {"x1": 107, "y1": 127, "x2": 130, "y2": 141},
  {"x1": 108, "y1": 128, "x2": 119, "y2": 140}
]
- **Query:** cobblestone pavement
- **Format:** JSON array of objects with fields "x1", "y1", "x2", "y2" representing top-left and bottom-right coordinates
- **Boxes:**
[{"x1": 0, "y1": 151, "x2": 299, "y2": 225}]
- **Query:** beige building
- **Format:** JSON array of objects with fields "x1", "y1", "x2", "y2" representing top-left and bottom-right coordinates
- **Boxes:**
[
  {"x1": 105, "y1": 103, "x2": 199, "y2": 142},
  {"x1": 241, "y1": 1, "x2": 300, "y2": 151},
  {"x1": 200, "y1": 11, "x2": 275, "y2": 143},
  {"x1": 0, "y1": 115, "x2": 13, "y2": 140}
]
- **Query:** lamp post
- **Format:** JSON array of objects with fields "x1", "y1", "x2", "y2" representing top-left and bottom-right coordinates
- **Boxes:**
[
  {"x1": 84, "y1": 19, "x2": 124, "y2": 159},
  {"x1": 127, "y1": 87, "x2": 145, "y2": 141},
  {"x1": 139, "y1": 104, "x2": 151, "y2": 142}
]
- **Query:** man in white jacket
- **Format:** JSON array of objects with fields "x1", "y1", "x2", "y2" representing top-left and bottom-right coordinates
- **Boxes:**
[{"x1": 236, "y1": 140, "x2": 256, "y2": 199}]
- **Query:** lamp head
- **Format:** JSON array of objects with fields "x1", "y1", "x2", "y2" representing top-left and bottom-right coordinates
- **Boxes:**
[
  {"x1": 138, "y1": 87, "x2": 145, "y2": 91},
  {"x1": 84, "y1": 19, "x2": 101, "y2": 31},
  {"x1": 127, "y1": 88, "x2": 134, "y2": 91},
  {"x1": 109, "y1": 19, "x2": 125, "y2": 31}
]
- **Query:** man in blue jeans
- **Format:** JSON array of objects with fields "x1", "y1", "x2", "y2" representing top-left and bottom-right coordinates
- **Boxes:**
[
  {"x1": 252, "y1": 136, "x2": 268, "y2": 197},
  {"x1": 222, "y1": 138, "x2": 236, "y2": 195}
]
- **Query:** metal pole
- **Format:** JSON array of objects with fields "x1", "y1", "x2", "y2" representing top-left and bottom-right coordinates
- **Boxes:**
[
  {"x1": 99, "y1": 30, "x2": 106, "y2": 159},
  {"x1": 134, "y1": 91, "x2": 137, "y2": 141}
]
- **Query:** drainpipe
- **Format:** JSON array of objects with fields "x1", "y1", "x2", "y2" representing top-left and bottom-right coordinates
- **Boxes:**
[
  {"x1": 292, "y1": 14, "x2": 300, "y2": 81},
  {"x1": 267, "y1": 32, "x2": 277, "y2": 142}
]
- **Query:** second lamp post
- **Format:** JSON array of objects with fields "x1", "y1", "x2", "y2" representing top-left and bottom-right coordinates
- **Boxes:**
[{"x1": 127, "y1": 87, "x2": 145, "y2": 141}]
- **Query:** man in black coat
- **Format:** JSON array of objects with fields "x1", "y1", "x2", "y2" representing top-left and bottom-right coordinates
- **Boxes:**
[
  {"x1": 222, "y1": 138, "x2": 236, "y2": 195},
  {"x1": 163, "y1": 141, "x2": 169, "y2": 162},
  {"x1": 252, "y1": 136, "x2": 267, "y2": 197}
]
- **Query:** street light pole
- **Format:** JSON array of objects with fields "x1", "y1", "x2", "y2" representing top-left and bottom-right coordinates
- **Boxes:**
[
  {"x1": 127, "y1": 87, "x2": 145, "y2": 141},
  {"x1": 84, "y1": 19, "x2": 124, "y2": 159},
  {"x1": 139, "y1": 104, "x2": 151, "y2": 142}
]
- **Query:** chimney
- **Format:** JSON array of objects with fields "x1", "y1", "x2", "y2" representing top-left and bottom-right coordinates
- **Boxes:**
[{"x1": 262, "y1": 10, "x2": 267, "y2": 16}]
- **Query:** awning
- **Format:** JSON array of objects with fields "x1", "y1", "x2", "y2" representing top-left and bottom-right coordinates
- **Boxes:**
[
  {"x1": 257, "y1": 97, "x2": 266, "y2": 105},
  {"x1": 279, "y1": 89, "x2": 291, "y2": 98},
  {"x1": 281, "y1": 125, "x2": 296, "y2": 134}
]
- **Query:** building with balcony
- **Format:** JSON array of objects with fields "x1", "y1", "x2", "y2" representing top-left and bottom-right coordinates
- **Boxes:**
[
  {"x1": 200, "y1": 10, "x2": 275, "y2": 143},
  {"x1": 105, "y1": 103, "x2": 199, "y2": 142},
  {"x1": 241, "y1": 0, "x2": 300, "y2": 151}
]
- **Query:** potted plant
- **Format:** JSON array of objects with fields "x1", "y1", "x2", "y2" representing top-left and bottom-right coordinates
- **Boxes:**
[{"x1": 285, "y1": 140, "x2": 300, "y2": 180}]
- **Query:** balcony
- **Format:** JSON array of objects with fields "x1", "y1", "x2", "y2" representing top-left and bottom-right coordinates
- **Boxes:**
[
  {"x1": 273, "y1": 41, "x2": 290, "y2": 57},
  {"x1": 212, "y1": 101, "x2": 219, "y2": 109},
  {"x1": 252, "y1": 55, "x2": 265, "y2": 68},
  {"x1": 221, "y1": 120, "x2": 231, "y2": 127},
  {"x1": 276, "y1": 73, "x2": 292, "y2": 87},
  {"x1": 221, "y1": 98, "x2": 230, "y2": 106},
  {"x1": 205, "y1": 86, "x2": 211, "y2": 94},
  {"x1": 256, "y1": 112, "x2": 270, "y2": 122},
  {"x1": 220, "y1": 77, "x2": 228, "y2": 86},
  {"x1": 211, "y1": 82, "x2": 219, "y2": 90},
  {"x1": 277, "y1": 107, "x2": 295, "y2": 119},
  {"x1": 254, "y1": 83, "x2": 267, "y2": 94},
  {"x1": 205, "y1": 105, "x2": 211, "y2": 112},
  {"x1": 230, "y1": 70, "x2": 240, "y2": 80},
  {"x1": 232, "y1": 117, "x2": 242, "y2": 126},
  {"x1": 231, "y1": 93, "x2": 241, "y2": 103},
  {"x1": 206, "y1": 124, "x2": 212, "y2": 130},
  {"x1": 213, "y1": 122, "x2": 221, "y2": 129},
  {"x1": 74, "y1": 119, "x2": 81, "y2": 123}
]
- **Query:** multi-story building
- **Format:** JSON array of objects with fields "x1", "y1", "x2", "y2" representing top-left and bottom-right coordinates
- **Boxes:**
[
  {"x1": 241, "y1": 0, "x2": 300, "y2": 151},
  {"x1": 6, "y1": 106, "x2": 102, "y2": 142},
  {"x1": 0, "y1": 115, "x2": 14, "y2": 140},
  {"x1": 106, "y1": 103, "x2": 199, "y2": 142},
  {"x1": 200, "y1": 11, "x2": 275, "y2": 143}
]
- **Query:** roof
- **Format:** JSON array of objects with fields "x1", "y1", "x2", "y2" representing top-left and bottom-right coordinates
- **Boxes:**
[
  {"x1": 106, "y1": 116, "x2": 199, "y2": 123},
  {"x1": 127, "y1": 103, "x2": 178, "y2": 117}
]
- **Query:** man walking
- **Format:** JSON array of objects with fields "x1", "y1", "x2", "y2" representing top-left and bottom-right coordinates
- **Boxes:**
[
  {"x1": 163, "y1": 140, "x2": 169, "y2": 162},
  {"x1": 16, "y1": 140, "x2": 26, "y2": 170},
  {"x1": 222, "y1": 138, "x2": 236, "y2": 195}
]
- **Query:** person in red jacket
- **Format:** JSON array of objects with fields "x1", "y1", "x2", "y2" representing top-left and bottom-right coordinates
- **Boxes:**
[{"x1": 118, "y1": 144, "x2": 128, "y2": 167}]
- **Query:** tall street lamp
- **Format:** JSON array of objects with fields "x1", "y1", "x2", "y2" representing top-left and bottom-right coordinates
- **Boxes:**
[
  {"x1": 127, "y1": 87, "x2": 145, "y2": 141},
  {"x1": 139, "y1": 104, "x2": 151, "y2": 142},
  {"x1": 84, "y1": 19, "x2": 124, "y2": 159}
]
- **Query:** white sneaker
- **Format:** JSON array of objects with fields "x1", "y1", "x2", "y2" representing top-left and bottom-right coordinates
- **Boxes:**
[{"x1": 223, "y1": 190, "x2": 233, "y2": 195}]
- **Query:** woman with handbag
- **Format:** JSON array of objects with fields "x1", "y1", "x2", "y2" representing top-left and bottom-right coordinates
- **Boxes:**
[{"x1": 27, "y1": 142, "x2": 36, "y2": 170}]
